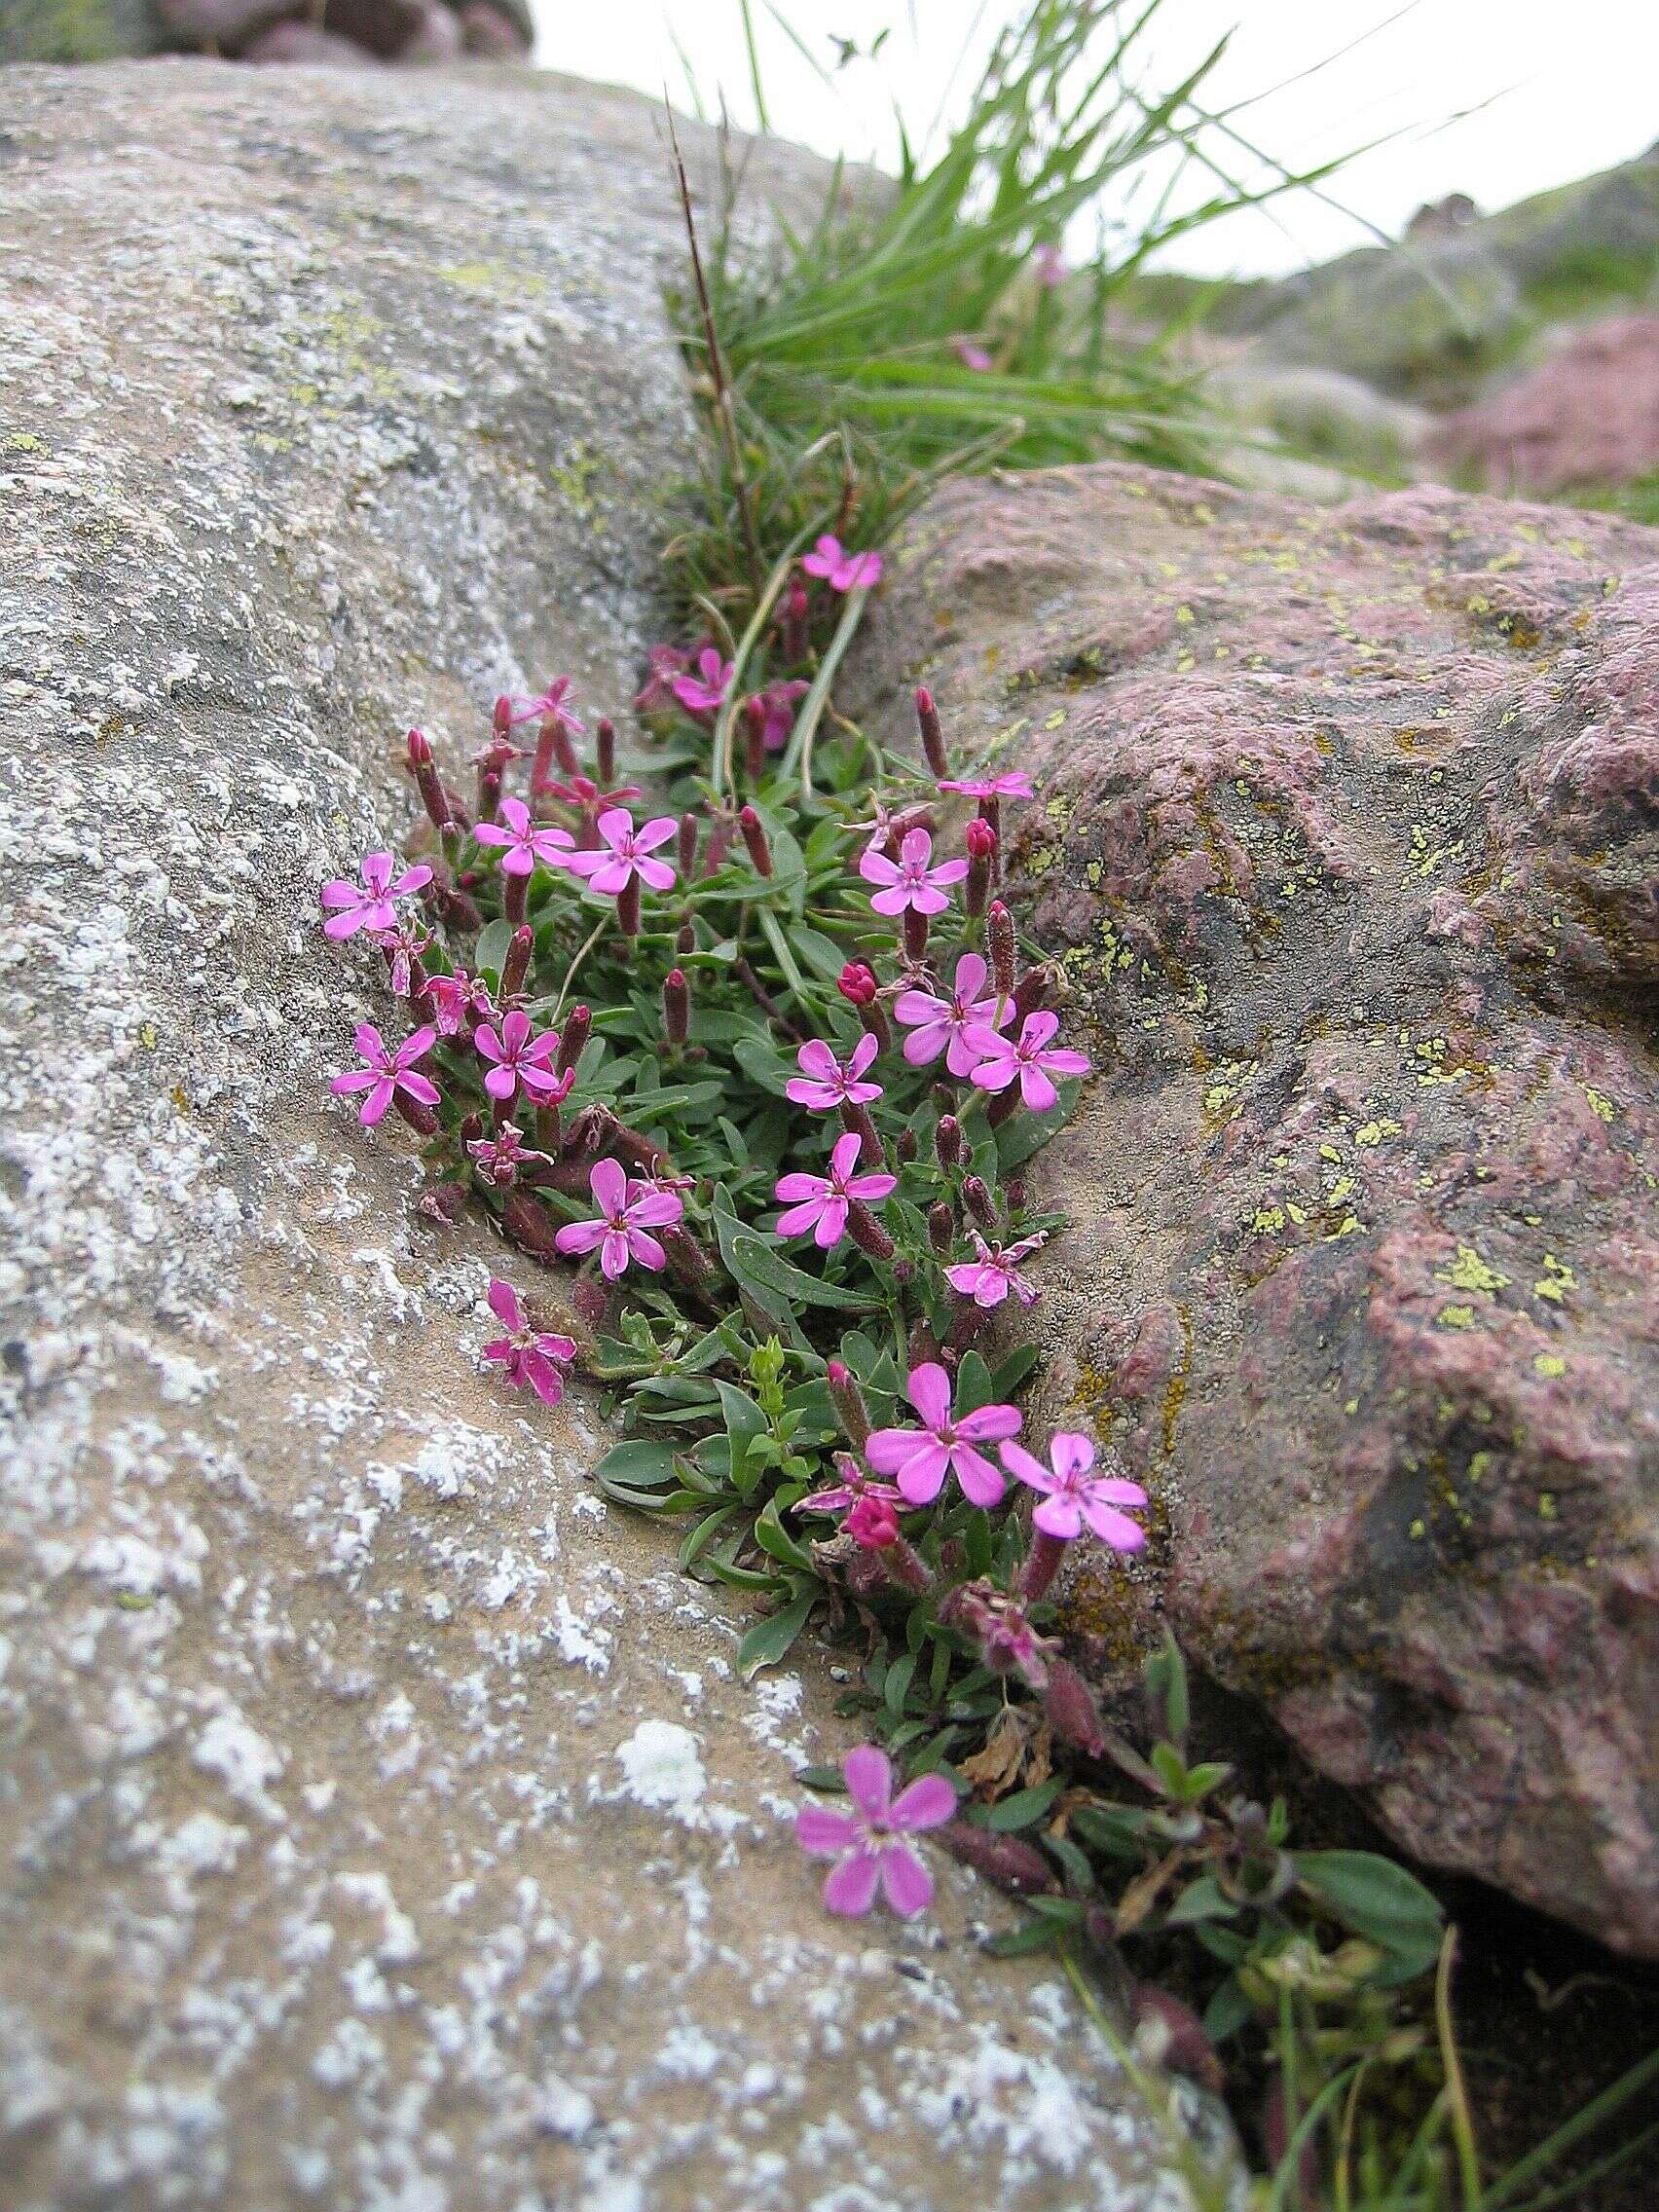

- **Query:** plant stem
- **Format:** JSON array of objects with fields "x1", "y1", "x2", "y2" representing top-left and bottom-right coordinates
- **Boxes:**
[
  {"x1": 783, "y1": 583, "x2": 870, "y2": 800},
  {"x1": 552, "y1": 914, "x2": 610, "y2": 1021}
]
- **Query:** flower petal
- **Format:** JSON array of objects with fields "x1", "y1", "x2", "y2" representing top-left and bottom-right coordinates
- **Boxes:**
[
  {"x1": 589, "y1": 1157, "x2": 626, "y2": 1216},
  {"x1": 906, "y1": 1361, "x2": 953, "y2": 1431},
  {"x1": 823, "y1": 1849, "x2": 881, "y2": 1917},
  {"x1": 795, "y1": 1804, "x2": 863, "y2": 1857},
  {"x1": 889, "y1": 1774, "x2": 957, "y2": 1833},
  {"x1": 843, "y1": 1745, "x2": 893, "y2": 1818},
  {"x1": 877, "y1": 1841, "x2": 934, "y2": 1918}
]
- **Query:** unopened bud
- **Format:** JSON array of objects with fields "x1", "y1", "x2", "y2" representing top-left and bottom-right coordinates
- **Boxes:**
[
  {"x1": 393, "y1": 1093, "x2": 438, "y2": 1137},
  {"x1": 504, "y1": 867, "x2": 528, "y2": 927},
  {"x1": 703, "y1": 814, "x2": 735, "y2": 875},
  {"x1": 662, "y1": 1225, "x2": 713, "y2": 1286},
  {"x1": 596, "y1": 717, "x2": 615, "y2": 787},
  {"x1": 556, "y1": 1004, "x2": 591, "y2": 1077},
  {"x1": 987, "y1": 901, "x2": 1015, "y2": 996},
  {"x1": 896, "y1": 1126, "x2": 917, "y2": 1165},
  {"x1": 662, "y1": 967, "x2": 689, "y2": 1047},
  {"x1": 407, "y1": 728, "x2": 453, "y2": 830},
  {"x1": 965, "y1": 818, "x2": 996, "y2": 917},
  {"x1": 678, "y1": 811, "x2": 699, "y2": 875},
  {"x1": 1013, "y1": 964, "x2": 1052, "y2": 1022},
  {"x1": 676, "y1": 920, "x2": 696, "y2": 956},
  {"x1": 500, "y1": 924, "x2": 534, "y2": 1000},
  {"x1": 476, "y1": 749, "x2": 505, "y2": 826},
  {"x1": 744, "y1": 695, "x2": 767, "y2": 783},
  {"x1": 935, "y1": 1115, "x2": 963, "y2": 1169},
  {"x1": 1019, "y1": 1528, "x2": 1069, "y2": 1604},
  {"x1": 738, "y1": 804, "x2": 773, "y2": 877},
  {"x1": 928, "y1": 1200, "x2": 953, "y2": 1256},
  {"x1": 783, "y1": 575, "x2": 810, "y2": 661},
  {"x1": 1043, "y1": 1657, "x2": 1108, "y2": 1757},
  {"x1": 915, "y1": 684, "x2": 949, "y2": 779},
  {"x1": 963, "y1": 1174, "x2": 996, "y2": 1231},
  {"x1": 846, "y1": 1494, "x2": 899, "y2": 1551},
  {"x1": 903, "y1": 905, "x2": 929, "y2": 963},
  {"x1": 500, "y1": 1190, "x2": 562, "y2": 1265},
  {"x1": 1006, "y1": 1173, "x2": 1027, "y2": 1215},
  {"x1": 572, "y1": 1274, "x2": 608, "y2": 1328},
  {"x1": 617, "y1": 875, "x2": 642, "y2": 937},
  {"x1": 940, "y1": 1823, "x2": 1054, "y2": 1898},
  {"x1": 837, "y1": 961, "x2": 878, "y2": 1006},
  {"x1": 827, "y1": 1368, "x2": 871, "y2": 1451},
  {"x1": 846, "y1": 1201, "x2": 895, "y2": 1262},
  {"x1": 493, "y1": 694, "x2": 512, "y2": 740}
]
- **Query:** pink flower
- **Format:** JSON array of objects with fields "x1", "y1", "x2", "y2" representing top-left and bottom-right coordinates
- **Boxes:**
[
  {"x1": 561, "y1": 807, "x2": 679, "y2": 898},
  {"x1": 797, "y1": 1456, "x2": 904, "y2": 1517},
  {"x1": 503, "y1": 676, "x2": 585, "y2": 738},
  {"x1": 554, "y1": 1157, "x2": 684, "y2": 1280},
  {"x1": 967, "y1": 1011, "x2": 1090, "y2": 1113},
  {"x1": 773, "y1": 1132, "x2": 897, "y2": 1251},
  {"x1": 634, "y1": 644, "x2": 691, "y2": 717},
  {"x1": 860, "y1": 827, "x2": 969, "y2": 918},
  {"x1": 672, "y1": 646, "x2": 735, "y2": 719},
  {"x1": 937, "y1": 771, "x2": 1034, "y2": 801},
  {"x1": 865, "y1": 1360, "x2": 1021, "y2": 1508},
  {"x1": 473, "y1": 795, "x2": 577, "y2": 876},
  {"x1": 329, "y1": 1023, "x2": 440, "y2": 1126},
  {"x1": 845, "y1": 1494, "x2": 902, "y2": 1550},
  {"x1": 893, "y1": 951, "x2": 1011, "y2": 1076},
  {"x1": 1032, "y1": 241, "x2": 1067, "y2": 288},
  {"x1": 953, "y1": 338, "x2": 994, "y2": 372},
  {"x1": 480, "y1": 1276, "x2": 576, "y2": 1406},
  {"x1": 794, "y1": 1745, "x2": 955, "y2": 1918},
  {"x1": 425, "y1": 967, "x2": 494, "y2": 1038},
  {"x1": 536, "y1": 771, "x2": 642, "y2": 813},
  {"x1": 474, "y1": 1009, "x2": 569, "y2": 1105},
  {"x1": 748, "y1": 678, "x2": 810, "y2": 754},
  {"x1": 801, "y1": 535, "x2": 884, "y2": 594},
  {"x1": 786, "y1": 1033, "x2": 883, "y2": 1113},
  {"x1": 945, "y1": 1229, "x2": 1049, "y2": 1309},
  {"x1": 319, "y1": 851, "x2": 433, "y2": 941},
  {"x1": 371, "y1": 920, "x2": 431, "y2": 996},
  {"x1": 466, "y1": 1122, "x2": 543, "y2": 1188},
  {"x1": 1002, "y1": 1432, "x2": 1148, "y2": 1550}
]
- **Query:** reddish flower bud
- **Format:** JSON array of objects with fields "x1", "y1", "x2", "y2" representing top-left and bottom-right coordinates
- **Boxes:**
[
  {"x1": 827, "y1": 1361, "x2": 871, "y2": 1452},
  {"x1": 846, "y1": 1200, "x2": 895, "y2": 1262},
  {"x1": 1043, "y1": 1657, "x2": 1108, "y2": 1757},
  {"x1": 846, "y1": 1494, "x2": 900, "y2": 1551},
  {"x1": 1013, "y1": 963, "x2": 1052, "y2": 1023},
  {"x1": 676, "y1": 919, "x2": 696, "y2": 956},
  {"x1": 662, "y1": 1225, "x2": 714, "y2": 1286},
  {"x1": 476, "y1": 749, "x2": 505, "y2": 827},
  {"x1": 987, "y1": 901, "x2": 1015, "y2": 996},
  {"x1": 393, "y1": 1093, "x2": 438, "y2": 1137},
  {"x1": 966, "y1": 817, "x2": 997, "y2": 860},
  {"x1": 418, "y1": 1180, "x2": 467, "y2": 1224},
  {"x1": 939, "y1": 1823, "x2": 1055, "y2": 1899},
  {"x1": 744, "y1": 694, "x2": 767, "y2": 783},
  {"x1": 492, "y1": 693, "x2": 512, "y2": 739},
  {"x1": 1006, "y1": 1173, "x2": 1027, "y2": 1215},
  {"x1": 556, "y1": 1003, "x2": 591, "y2": 1077},
  {"x1": 915, "y1": 684, "x2": 948, "y2": 779},
  {"x1": 662, "y1": 967, "x2": 689, "y2": 1047},
  {"x1": 837, "y1": 961, "x2": 878, "y2": 1007},
  {"x1": 596, "y1": 716, "x2": 615, "y2": 788},
  {"x1": 928, "y1": 1200, "x2": 953, "y2": 1256},
  {"x1": 1019, "y1": 1529, "x2": 1069, "y2": 1604},
  {"x1": 896, "y1": 1126, "x2": 917, "y2": 1165},
  {"x1": 1133, "y1": 1987, "x2": 1225, "y2": 2096},
  {"x1": 407, "y1": 727, "x2": 453, "y2": 831},
  {"x1": 503, "y1": 868, "x2": 528, "y2": 927},
  {"x1": 935, "y1": 1115, "x2": 963, "y2": 1169},
  {"x1": 783, "y1": 575, "x2": 810, "y2": 662},
  {"x1": 617, "y1": 874, "x2": 642, "y2": 937},
  {"x1": 572, "y1": 1274, "x2": 608, "y2": 1329},
  {"x1": 963, "y1": 1174, "x2": 995, "y2": 1231},
  {"x1": 965, "y1": 818, "x2": 996, "y2": 918},
  {"x1": 678, "y1": 810, "x2": 699, "y2": 876},
  {"x1": 703, "y1": 814, "x2": 735, "y2": 876},
  {"x1": 500, "y1": 924, "x2": 534, "y2": 1000},
  {"x1": 738, "y1": 804, "x2": 773, "y2": 878},
  {"x1": 500, "y1": 1190, "x2": 562, "y2": 1264},
  {"x1": 903, "y1": 906, "x2": 929, "y2": 963}
]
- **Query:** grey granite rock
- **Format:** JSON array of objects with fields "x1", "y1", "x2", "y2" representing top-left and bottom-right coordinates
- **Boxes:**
[{"x1": 0, "y1": 60, "x2": 1227, "y2": 2212}]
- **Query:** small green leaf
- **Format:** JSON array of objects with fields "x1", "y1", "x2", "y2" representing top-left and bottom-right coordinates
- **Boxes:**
[
  {"x1": 473, "y1": 917, "x2": 513, "y2": 982},
  {"x1": 728, "y1": 1231, "x2": 880, "y2": 1312},
  {"x1": 884, "y1": 1652, "x2": 917, "y2": 1715},
  {"x1": 591, "y1": 1440, "x2": 682, "y2": 1497},
  {"x1": 1292, "y1": 1851, "x2": 1444, "y2": 1963},
  {"x1": 954, "y1": 1349, "x2": 994, "y2": 1417},
  {"x1": 1201, "y1": 1975, "x2": 1253, "y2": 2046},
  {"x1": 738, "y1": 1588, "x2": 818, "y2": 1678},
  {"x1": 1165, "y1": 1874, "x2": 1238, "y2": 1926},
  {"x1": 985, "y1": 1779, "x2": 1062, "y2": 1831}
]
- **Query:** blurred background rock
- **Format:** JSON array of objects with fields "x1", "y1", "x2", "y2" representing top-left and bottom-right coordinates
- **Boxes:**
[{"x1": 0, "y1": 0, "x2": 534, "y2": 65}]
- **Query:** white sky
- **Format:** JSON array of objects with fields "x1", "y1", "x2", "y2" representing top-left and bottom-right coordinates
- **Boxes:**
[{"x1": 535, "y1": 2, "x2": 1659, "y2": 276}]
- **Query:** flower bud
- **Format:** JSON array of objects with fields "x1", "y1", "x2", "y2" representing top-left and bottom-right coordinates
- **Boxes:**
[
  {"x1": 846, "y1": 1201, "x2": 895, "y2": 1262},
  {"x1": 503, "y1": 867, "x2": 528, "y2": 927},
  {"x1": 501, "y1": 1190, "x2": 563, "y2": 1265},
  {"x1": 987, "y1": 901, "x2": 1015, "y2": 997},
  {"x1": 493, "y1": 693, "x2": 512, "y2": 740},
  {"x1": 596, "y1": 716, "x2": 615, "y2": 787},
  {"x1": 827, "y1": 1367, "x2": 870, "y2": 1452},
  {"x1": 744, "y1": 695, "x2": 767, "y2": 783},
  {"x1": 407, "y1": 728, "x2": 453, "y2": 830},
  {"x1": 1043, "y1": 1657, "x2": 1108, "y2": 1757},
  {"x1": 418, "y1": 1180, "x2": 467, "y2": 1224},
  {"x1": 940, "y1": 1824, "x2": 1055, "y2": 1899},
  {"x1": 617, "y1": 875, "x2": 642, "y2": 937},
  {"x1": 702, "y1": 814, "x2": 735, "y2": 876},
  {"x1": 837, "y1": 962, "x2": 878, "y2": 1007},
  {"x1": 1006, "y1": 1173, "x2": 1027, "y2": 1216},
  {"x1": 963, "y1": 1174, "x2": 995, "y2": 1231},
  {"x1": 896, "y1": 1126, "x2": 917, "y2": 1165},
  {"x1": 572, "y1": 1274, "x2": 608, "y2": 1329},
  {"x1": 738, "y1": 804, "x2": 773, "y2": 877},
  {"x1": 1013, "y1": 963, "x2": 1052, "y2": 1023},
  {"x1": 928, "y1": 1200, "x2": 953, "y2": 1256},
  {"x1": 783, "y1": 575, "x2": 810, "y2": 662},
  {"x1": 915, "y1": 684, "x2": 948, "y2": 779},
  {"x1": 662, "y1": 967, "x2": 690, "y2": 1047},
  {"x1": 556, "y1": 1003, "x2": 591, "y2": 1077},
  {"x1": 393, "y1": 1093, "x2": 438, "y2": 1137},
  {"x1": 476, "y1": 746, "x2": 505, "y2": 826},
  {"x1": 903, "y1": 905, "x2": 929, "y2": 964},
  {"x1": 676, "y1": 920, "x2": 697, "y2": 956},
  {"x1": 500, "y1": 924, "x2": 534, "y2": 1000},
  {"x1": 965, "y1": 817, "x2": 996, "y2": 918},
  {"x1": 846, "y1": 1494, "x2": 899, "y2": 1551},
  {"x1": 662, "y1": 1225, "x2": 714, "y2": 1286},
  {"x1": 935, "y1": 1115, "x2": 963, "y2": 1169},
  {"x1": 678, "y1": 810, "x2": 699, "y2": 876},
  {"x1": 1019, "y1": 1528, "x2": 1069, "y2": 1604}
]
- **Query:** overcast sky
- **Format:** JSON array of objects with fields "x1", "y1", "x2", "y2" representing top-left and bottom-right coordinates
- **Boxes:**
[{"x1": 535, "y1": 2, "x2": 1658, "y2": 276}]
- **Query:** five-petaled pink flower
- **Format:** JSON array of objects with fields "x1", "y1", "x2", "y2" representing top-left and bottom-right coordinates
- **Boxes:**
[
  {"x1": 893, "y1": 952, "x2": 1011, "y2": 1076},
  {"x1": 480, "y1": 1276, "x2": 576, "y2": 1406},
  {"x1": 554, "y1": 1158, "x2": 684, "y2": 1279},
  {"x1": 749, "y1": 678, "x2": 810, "y2": 754},
  {"x1": 797, "y1": 1456, "x2": 904, "y2": 1518},
  {"x1": 794, "y1": 1745, "x2": 955, "y2": 1918},
  {"x1": 474, "y1": 1009, "x2": 569, "y2": 1104},
  {"x1": 945, "y1": 1229, "x2": 1049, "y2": 1309},
  {"x1": 865, "y1": 1359, "x2": 1021, "y2": 1508},
  {"x1": 329, "y1": 1023, "x2": 440, "y2": 1126},
  {"x1": 1001, "y1": 1432, "x2": 1148, "y2": 1550},
  {"x1": 672, "y1": 647, "x2": 735, "y2": 719},
  {"x1": 473, "y1": 795, "x2": 577, "y2": 876},
  {"x1": 773, "y1": 1132, "x2": 897, "y2": 1250},
  {"x1": 466, "y1": 1122, "x2": 543, "y2": 1187},
  {"x1": 937, "y1": 771, "x2": 1034, "y2": 801},
  {"x1": 967, "y1": 1011, "x2": 1090, "y2": 1112},
  {"x1": 503, "y1": 676, "x2": 585, "y2": 738},
  {"x1": 786, "y1": 1033, "x2": 884, "y2": 1113},
  {"x1": 860, "y1": 827, "x2": 968, "y2": 918},
  {"x1": 319, "y1": 851, "x2": 433, "y2": 941},
  {"x1": 561, "y1": 807, "x2": 679, "y2": 898},
  {"x1": 634, "y1": 643, "x2": 691, "y2": 717},
  {"x1": 425, "y1": 967, "x2": 494, "y2": 1038},
  {"x1": 801, "y1": 535, "x2": 884, "y2": 594}
]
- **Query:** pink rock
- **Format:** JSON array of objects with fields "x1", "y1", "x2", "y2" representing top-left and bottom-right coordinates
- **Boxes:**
[
  {"x1": 243, "y1": 17, "x2": 380, "y2": 62},
  {"x1": 858, "y1": 461, "x2": 1659, "y2": 1956},
  {"x1": 1425, "y1": 314, "x2": 1659, "y2": 497}
]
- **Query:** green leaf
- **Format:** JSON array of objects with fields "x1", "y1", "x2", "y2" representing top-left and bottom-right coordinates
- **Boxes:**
[
  {"x1": 793, "y1": 1764, "x2": 846, "y2": 1792},
  {"x1": 1144, "y1": 1632, "x2": 1190, "y2": 1749},
  {"x1": 1292, "y1": 1851, "x2": 1445, "y2": 1962},
  {"x1": 473, "y1": 917, "x2": 514, "y2": 983},
  {"x1": 791, "y1": 925, "x2": 853, "y2": 982},
  {"x1": 728, "y1": 1230, "x2": 880, "y2": 1312},
  {"x1": 989, "y1": 1343, "x2": 1041, "y2": 1399},
  {"x1": 953, "y1": 1349, "x2": 994, "y2": 1417},
  {"x1": 591, "y1": 1440, "x2": 682, "y2": 1498},
  {"x1": 738, "y1": 1587, "x2": 818, "y2": 1678},
  {"x1": 1201, "y1": 1975, "x2": 1253, "y2": 2046},
  {"x1": 755, "y1": 1495, "x2": 815, "y2": 1571},
  {"x1": 1165, "y1": 1874, "x2": 1238, "y2": 1926},
  {"x1": 985, "y1": 1779, "x2": 1062, "y2": 1831},
  {"x1": 884, "y1": 1652, "x2": 916, "y2": 1715}
]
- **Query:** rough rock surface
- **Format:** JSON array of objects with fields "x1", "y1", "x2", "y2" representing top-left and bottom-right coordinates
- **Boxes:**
[
  {"x1": 1424, "y1": 313, "x2": 1659, "y2": 497},
  {"x1": 0, "y1": 0, "x2": 534, "y2": 66},
  {"x1": 856, "y1": 463, "x2": 1659, "y2": 1956},
  {"x1": 0, "y1": 63, "x2": 1217, "y2": 2212}
]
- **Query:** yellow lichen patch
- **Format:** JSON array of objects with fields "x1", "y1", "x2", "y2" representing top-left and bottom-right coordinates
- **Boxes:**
[
  {"x1": 1441, "y1": 1245, "x2": 1510, "y2": 1296},
  {"x1": 1533, "y1": 1353, "x2": 1567, "y2": 1378},
  {"x1": 1532, "y1": 1255, "x2": 1575, "y2": 1306},
  {"x1": 437, "y1": 260, "x2": 548, "y2": 302},
  {"x1": 1353, "y1": 1119, "x2": 1402, "y2": 1147},
  {"x1": 1437, "y1": 1305, "x2": 1477, "y2": 1329},
  {"x1": 1581, "y1": 1085, "x2": 1617, "y2": 1123},
  {"x1": 1250, "y1": 1205, "x2": 1286, "y2": 1235},
  {"x1": 1161, "y1": 1305, "x2": 1194, "y2": 1460},
  {"x1": 3, "y1": 430, "x2": 50, "y2": 455}
]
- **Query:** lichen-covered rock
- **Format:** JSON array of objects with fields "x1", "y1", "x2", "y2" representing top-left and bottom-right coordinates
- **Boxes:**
[
  {"x1": 1424, "y1": 313, "x2": 1659, "y2": 497},
  {"x1": 0, "y1": 62, "x2": 1221, "y2": 2212},
  {"x1": 855, "y1": 463, "x2": 1659, "y2": 1956}
]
